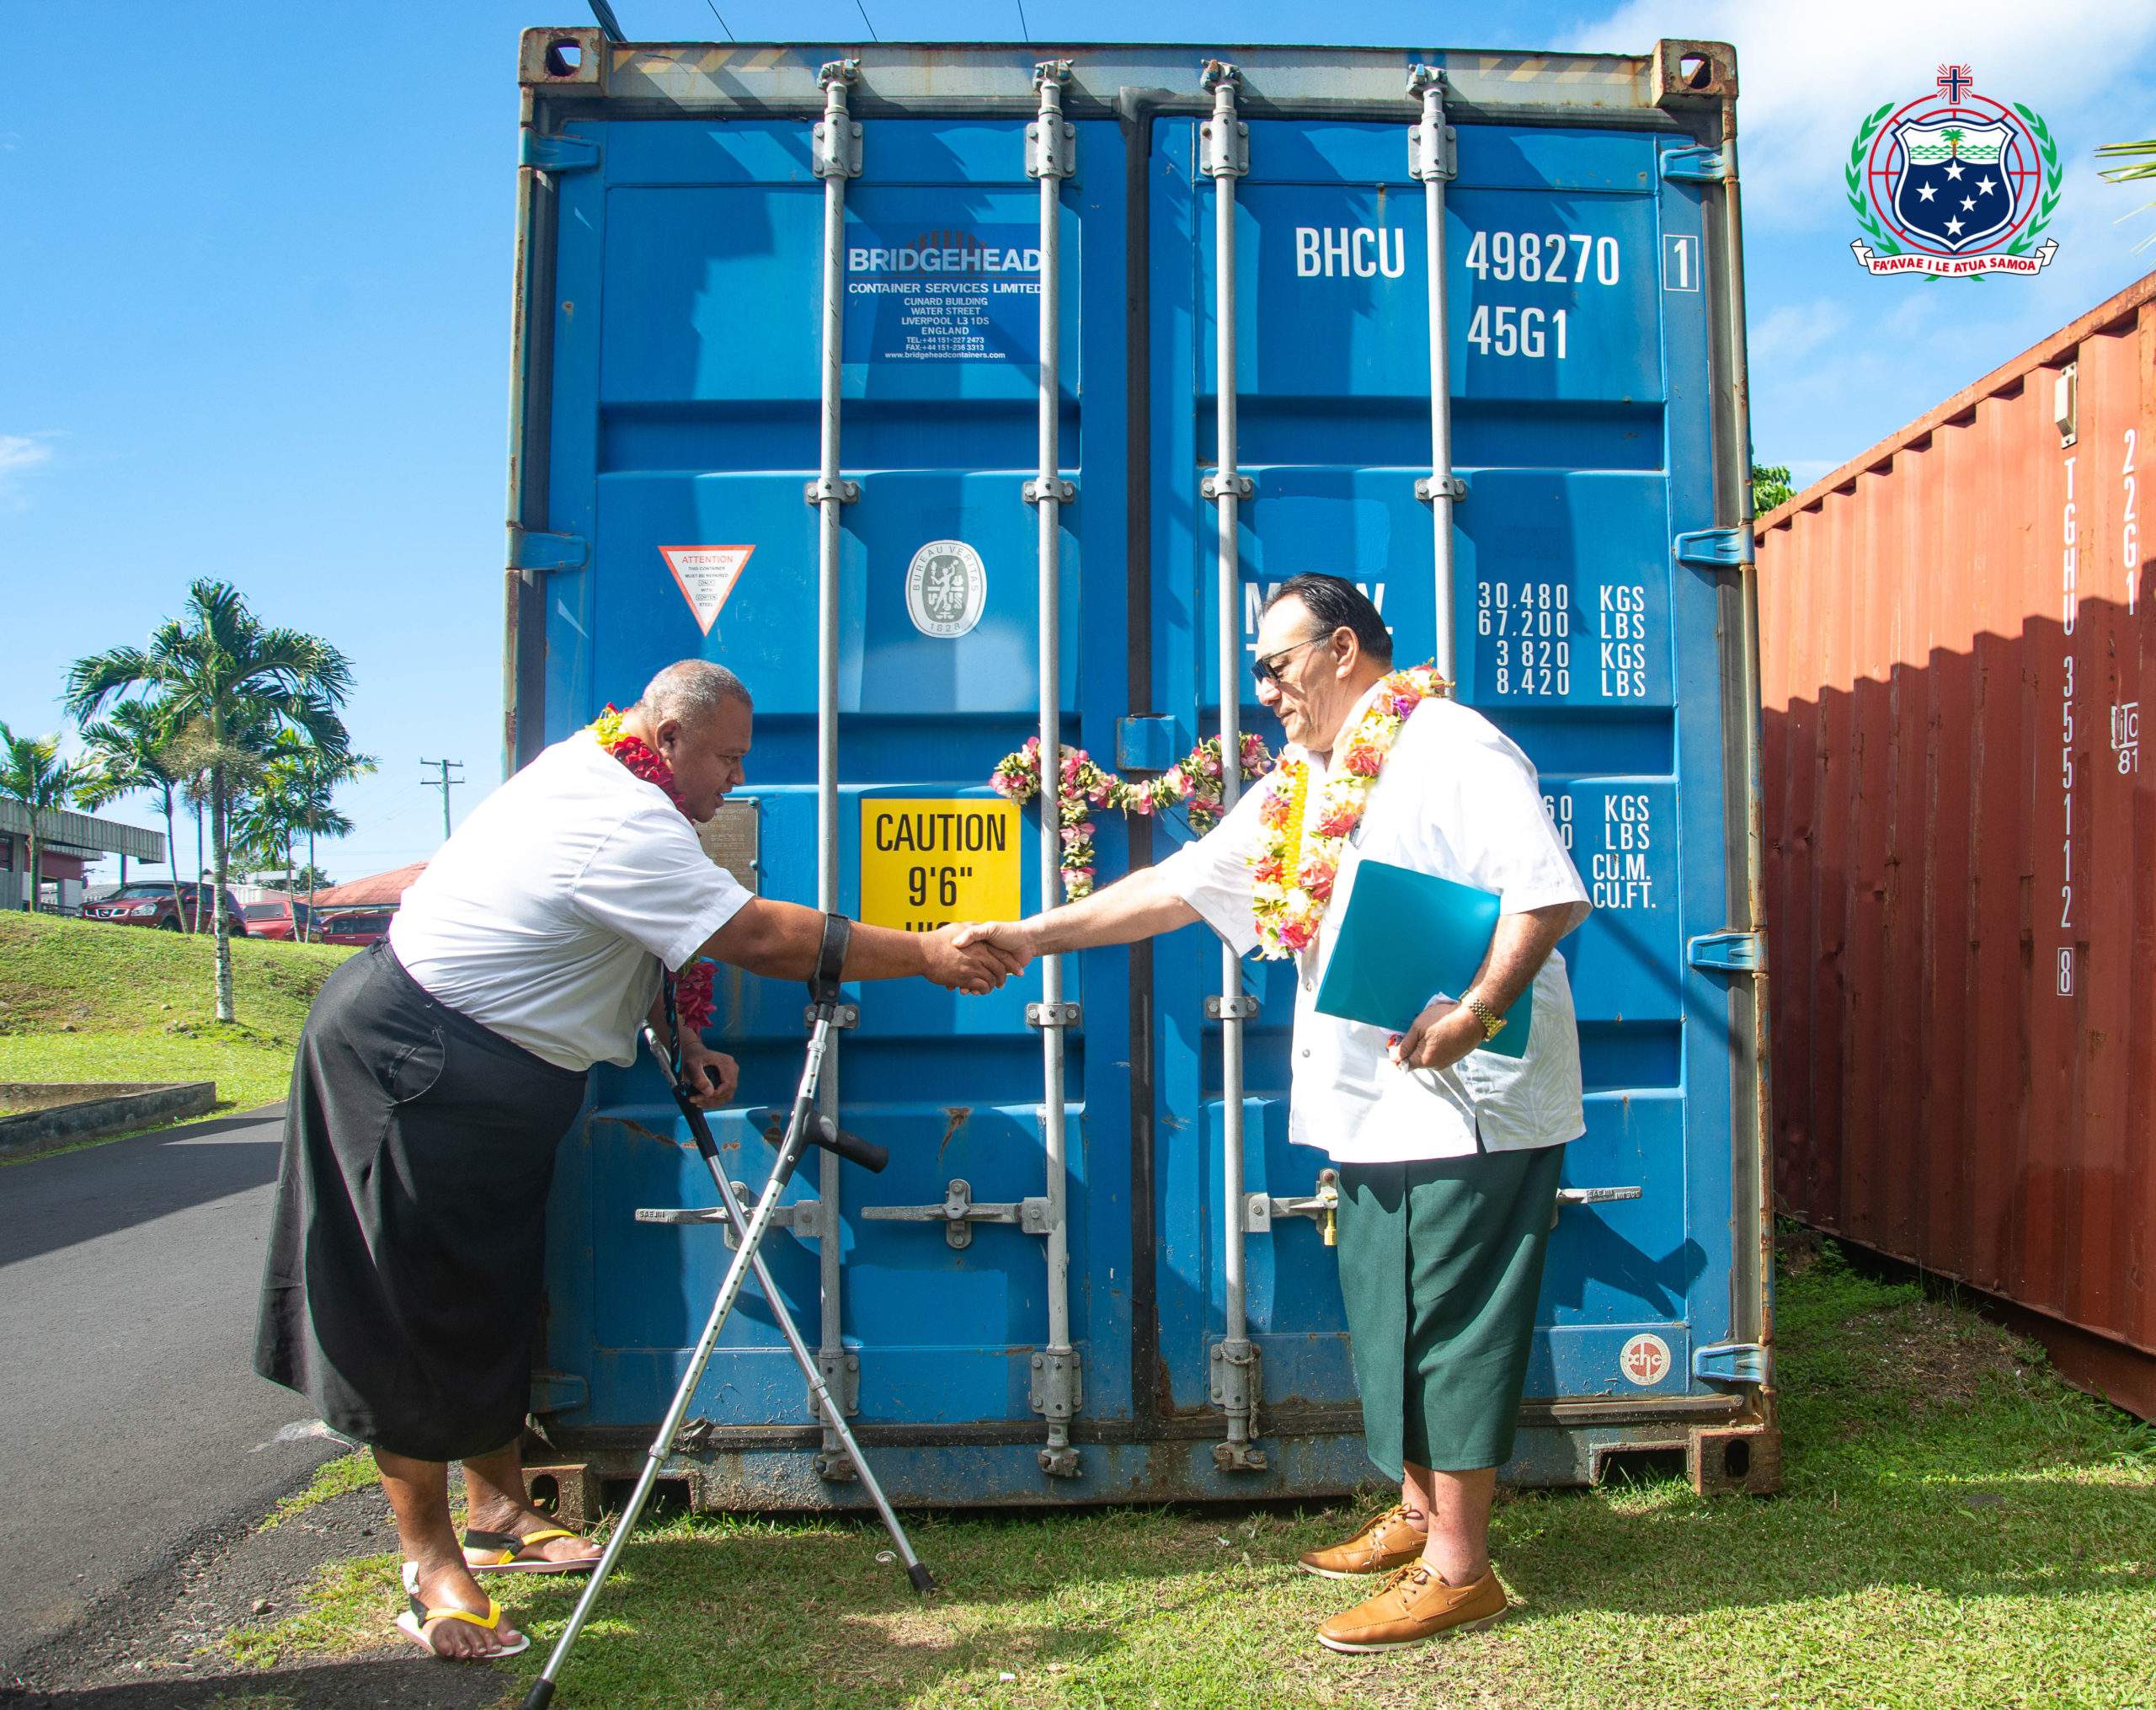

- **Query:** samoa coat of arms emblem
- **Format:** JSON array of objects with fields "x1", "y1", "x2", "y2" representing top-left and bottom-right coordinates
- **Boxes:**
[{"x1": 1848, "y1": 64, "x2": 2061, "y2": 276}]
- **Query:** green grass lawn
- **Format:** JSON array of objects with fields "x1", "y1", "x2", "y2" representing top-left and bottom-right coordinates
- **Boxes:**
[
  {"x1": 230, "y1": 1244, "x2": 2156, "y2": 1708},
  {"x1": 0, "y1": 912, "x2": 354, "y2": 1130}
]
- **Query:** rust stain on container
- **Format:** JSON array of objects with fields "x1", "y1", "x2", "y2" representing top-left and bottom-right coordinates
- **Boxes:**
[{"x1": 1755, "y1": 270, "x2": 2156, "y2": 1420}]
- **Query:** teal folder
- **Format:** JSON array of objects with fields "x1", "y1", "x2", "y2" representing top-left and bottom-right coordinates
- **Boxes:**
[{"x1": 1311, "y1": 859, "x2": 1532, "y2": 1059}]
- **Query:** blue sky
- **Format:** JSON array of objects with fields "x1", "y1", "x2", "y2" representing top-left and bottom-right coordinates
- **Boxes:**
[{"x1": 5, "y1": 0, "x2": 2153, "y2": 883}]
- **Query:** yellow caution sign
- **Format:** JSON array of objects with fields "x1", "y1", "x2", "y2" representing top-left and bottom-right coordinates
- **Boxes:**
[{"x1": 858, "y1": 799, "x2": 1022, "y2": 932}]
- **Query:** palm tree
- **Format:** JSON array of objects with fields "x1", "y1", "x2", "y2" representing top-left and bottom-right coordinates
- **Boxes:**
[
  {"x1": 288, "y1": 740, "x2": 374, "y2": 943},
  {"x1": 77, "y1": 697, "x2": 191, "y2": 924},
  {"x1": 0, "y1": 724, "x2": 93, "y2": 914},
  {"x1": 2097, "y1": 138, "x2": 2156, "y2": 254},
  {"x1": 66, "y1": 580, "x2": 354, "y2": 1021},
  {"x1": 241, "y1": 729, "x2": 369, "y2": 929}
]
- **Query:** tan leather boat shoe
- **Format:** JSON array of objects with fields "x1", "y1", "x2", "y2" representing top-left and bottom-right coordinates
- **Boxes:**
[
  {"x1": 1315, "y1": 1562, "x2": 1508, "y2": 1653},
  {"x1": 1295, "y1": 1504, "x2": 1428, "y2": 1579}
]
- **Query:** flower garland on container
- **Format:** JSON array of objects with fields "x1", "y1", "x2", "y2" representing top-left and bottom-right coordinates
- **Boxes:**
[
  {"x1": 588, "y1": 704, "x2": 717, "y2": 1031},
  {"x1": 988, "y1": 732, "x2": 1274, "y2": 900},
  {"x1": 1249, "y1": 665, "x2": 1447, "y2": 958}
]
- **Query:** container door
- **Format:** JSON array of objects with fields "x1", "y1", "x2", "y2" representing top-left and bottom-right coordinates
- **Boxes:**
[
  {"x1": 1148, "y1": 112, "x2": 1742, "y2": 1472},
  {"x1": 537, "y1": 111, "x2": 1138, "y2": 1501}
]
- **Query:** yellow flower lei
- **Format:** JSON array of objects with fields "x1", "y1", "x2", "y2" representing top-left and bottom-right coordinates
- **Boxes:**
[{"x1": 1248, "y1": 665, "x2": 1449, "y2": 959}]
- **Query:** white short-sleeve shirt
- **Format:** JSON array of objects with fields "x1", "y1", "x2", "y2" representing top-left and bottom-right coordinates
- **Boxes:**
[
  {"x1": 1154, "y1": 688, "x2": 1591, "y2": 1162},
  {"x1": 388, "y1": 731, "x2": 752, "y2": 1071}
]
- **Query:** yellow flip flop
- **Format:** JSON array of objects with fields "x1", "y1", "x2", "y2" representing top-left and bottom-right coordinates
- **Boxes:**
[
  {"x1": 462, "y1": 1525, "x2": 599, "y2": 1574},
  {"x1": 395, "y1": 1584, "x2": 530, "y2": 1659}
]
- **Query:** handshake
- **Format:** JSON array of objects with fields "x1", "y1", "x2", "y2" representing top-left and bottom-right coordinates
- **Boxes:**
[{"x1": 919, "y1": 920, "x2": 1039, "y2": 997}]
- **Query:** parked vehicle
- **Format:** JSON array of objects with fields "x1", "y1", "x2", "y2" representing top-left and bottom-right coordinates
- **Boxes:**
[
  {"x1": 241, "y1": 898, "x2": 316, "y2": 941},
  {"x1": 82, "y1": 881, "x2": 249, "y2": 937},
  {"x1": 509, "y1": 35, "x2": 1770, "y2": 1504},
  {"x1": 312, "y1": 909, "x2": 393, "y2": 948}
]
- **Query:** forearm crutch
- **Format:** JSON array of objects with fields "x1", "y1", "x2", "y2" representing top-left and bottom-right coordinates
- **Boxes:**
[{"x1": 523, "y1": 916, "x2": 929, "y2": 1710}]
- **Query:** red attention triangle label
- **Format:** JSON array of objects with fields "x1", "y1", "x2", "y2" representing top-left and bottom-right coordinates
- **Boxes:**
[{"x1": 659, "y1": 546, "x2": 755, "y2": 635}]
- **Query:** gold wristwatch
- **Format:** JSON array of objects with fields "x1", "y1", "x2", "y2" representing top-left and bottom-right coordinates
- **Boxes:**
[{"x1": 1463, "y1": 994, "x2": 1508, "y2": 1041}]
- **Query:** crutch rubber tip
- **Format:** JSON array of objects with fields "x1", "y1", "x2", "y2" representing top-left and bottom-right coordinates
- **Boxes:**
[
  {"x1": 907, "y1": 1562, "x2": 936, "y2": 1594},
  {"x1": 520, "y1": 1682, "x2": 557, "y2": 1710}
]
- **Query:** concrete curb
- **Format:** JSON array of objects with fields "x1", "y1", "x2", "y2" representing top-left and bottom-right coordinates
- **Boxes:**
[{"x1": 0, "y1": 1082, "x2": 219, "y2": 1159}]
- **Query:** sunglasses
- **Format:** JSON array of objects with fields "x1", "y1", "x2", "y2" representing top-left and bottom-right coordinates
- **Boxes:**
[{"x1": 1251, "y1": 636, "x2": 1325, "y2": 685}]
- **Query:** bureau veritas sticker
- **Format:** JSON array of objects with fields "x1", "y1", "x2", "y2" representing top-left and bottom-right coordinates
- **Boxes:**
[
  {"x1": 1620, "y1": 1333, "x2": 1672, "y2": 1387},
  {"x1": 905, "y1": 540, "x2": 988, "y2": 638},
  {"x1": 1847, "y1": 65, "x2": 2061, "y2": 276},
  {"x1": 659, "y1": 546, "x2": 755, "y2": 635}
]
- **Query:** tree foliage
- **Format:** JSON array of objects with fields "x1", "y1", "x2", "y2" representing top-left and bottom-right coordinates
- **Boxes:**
[
  {"x1": 66, "y1": 580, "x2": 355, "y2": 1019},
  {"x1": 0, "y1": 723, "x2": 94, "y2": 912}
]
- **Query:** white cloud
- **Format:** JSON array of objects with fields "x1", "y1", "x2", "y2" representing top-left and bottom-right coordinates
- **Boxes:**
[
  {"x1": 0, "y1": 435, "x2": 56, "y2": 510},
  {"x1": 1563, "y1": 0, "x2": 2156, "y2": 230},
  {"x1": 1750, "y1": 299, "x2": 1848, "y2": 368}
]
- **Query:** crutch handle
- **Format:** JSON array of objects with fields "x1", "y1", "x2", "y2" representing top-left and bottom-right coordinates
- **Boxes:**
[{"x1": 813, "y1": 1114, "x2": 888, "y2": 1173}]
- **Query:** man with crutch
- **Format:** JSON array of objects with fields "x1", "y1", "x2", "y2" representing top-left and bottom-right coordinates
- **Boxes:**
[{"x1": 254, "y1": 660, "x2": 1019, "y2": 1661}]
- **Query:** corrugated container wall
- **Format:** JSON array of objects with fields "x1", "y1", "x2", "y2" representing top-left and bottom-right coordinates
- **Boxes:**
[
  {"x1": 505, "y1": 30, "x2": 1776, "y2": 1508},
  {"x1": 1756, "y1": 272, "x2": 2156, "y2": 1419}
]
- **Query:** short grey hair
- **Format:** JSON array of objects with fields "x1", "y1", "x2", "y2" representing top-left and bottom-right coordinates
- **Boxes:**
[{"x1": 632, "y1": 659, "x2": 753, "y2": 728}]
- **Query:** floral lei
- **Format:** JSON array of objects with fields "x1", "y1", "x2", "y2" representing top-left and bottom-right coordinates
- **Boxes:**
[
  {"x1": 1251, "y1": 665, "x2": 1448, "y2": 959},
  {"x1": 588, "y1": 705, "x2": 716, "y2": 1031},
  {"x1": 989, "y1": 733, "x2": 1274, "y2": 900}
]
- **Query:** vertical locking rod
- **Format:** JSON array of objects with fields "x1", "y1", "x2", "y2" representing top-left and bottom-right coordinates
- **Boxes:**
[
  {"x1": 1027, "y1": 60, "x2": 1081, "y2": 1479},
  {"x1": 1409, "y1": 65, "x2": 1458, "y2": 684},
  {"x1": 810, "y1": 58, "x2": 861, "y2": 1477},
  {"x1": 1199, "y1": 58, "x2": 1262, "y2": 1472}
]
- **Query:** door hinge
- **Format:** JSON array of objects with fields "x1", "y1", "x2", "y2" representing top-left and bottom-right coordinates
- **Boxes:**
[
  {"x1": 1416, "y1": 475, "x2": 1468, "y2": 503},
  {"x1": 1693, "y1": 1342, "x2": 1770, "y2": 1384},
  {"x1": 1673, "y1": 526, "x2": 1753, "y2": 568},
  {"x1": 1201, "y1": 472, "x2": 1254, "y2": 501},
  {"x1": 520, "y1": 131, "x2": 601, "y2": 174},
  {"x1": 1659, "y1": 146, "x2": 1727, "y2": 183},
  {"x1": 1673, "y1": 524, "x2": 1758, "y2": 569},
  {"x1": 1027, "y1": 1001, "x2": 1081, "y2": 1029},
  {"x1": 508, "y1": 527, "x2": 589, "y2": 579},
  {"x1": 1022, "y1": 477, "x2": 1076, "y2": 505},
  {"x1": 1689, "y1": 930, "x2": 1764, "y2": 973},
  {"x1": 1206, "y1": 993, "x2": 1261, "y2": 1020},
  {"x1": 803, "y1": 476, "x2": 861, "y2": 506}
]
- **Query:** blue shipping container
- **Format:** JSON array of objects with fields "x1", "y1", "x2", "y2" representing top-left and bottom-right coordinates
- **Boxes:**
[{"x1": 505, "y1": 32, "x2": 1776, "y2": 1506}]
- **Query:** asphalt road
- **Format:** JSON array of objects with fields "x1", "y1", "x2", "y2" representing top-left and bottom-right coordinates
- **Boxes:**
[{"x1": 0, "y1": 1108, "x2": 344, "y2": 1670}]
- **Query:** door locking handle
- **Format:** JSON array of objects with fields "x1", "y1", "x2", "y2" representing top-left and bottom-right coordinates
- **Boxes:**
[
  {"x1": 859, "y1": 1178, "x2": 1052, "y2": 1249},
  {"x1": 1243, "y1": 1168, "x2": 1342, "y2": 1245}
]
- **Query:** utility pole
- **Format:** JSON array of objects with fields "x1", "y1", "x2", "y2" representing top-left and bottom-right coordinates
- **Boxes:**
[{"x1": 419, "y1": 758, "x2": 465, "y2": 843}]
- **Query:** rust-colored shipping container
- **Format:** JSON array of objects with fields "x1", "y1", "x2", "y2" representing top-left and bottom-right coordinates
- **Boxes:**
[{"x1": 1756, "y1": 271, "x2": 2156, "y2": 1419}]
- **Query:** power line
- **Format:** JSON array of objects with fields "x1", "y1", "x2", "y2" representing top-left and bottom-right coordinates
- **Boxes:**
[
  {"x1": 704, "y1": 0, "x2": 734, "y2": 40},
  {"x1": 585, "y1": 0, "x2": 627, "y2": 42},
  {"x1": 855, "y1": 0, "x2": 878, "y2": 43},
  {"x1": 419, "y1": 758, "x2": 465, "y2": 843},
  {"x1": 1015, "y1": 0, "x2": 1030, "y2": 41}
]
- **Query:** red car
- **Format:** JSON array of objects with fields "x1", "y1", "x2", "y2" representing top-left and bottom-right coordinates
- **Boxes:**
[
  {"x1": 241, "y1": 898, "x2": 318, "y2": 941},
  {"x1": 242, "y1": 900, "x2": 392, "y2": 947},
  {"x1": 312, "y1": 909, "x2": 395, "y2": 948},
  {"x1": 83, "y1": 882, "x2": 250, "y2": 936}
]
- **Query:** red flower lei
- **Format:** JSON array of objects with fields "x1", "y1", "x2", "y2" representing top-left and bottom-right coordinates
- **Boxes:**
[{"x1": 588, "y1": 705, "x2": 716, "y2": 1032}]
